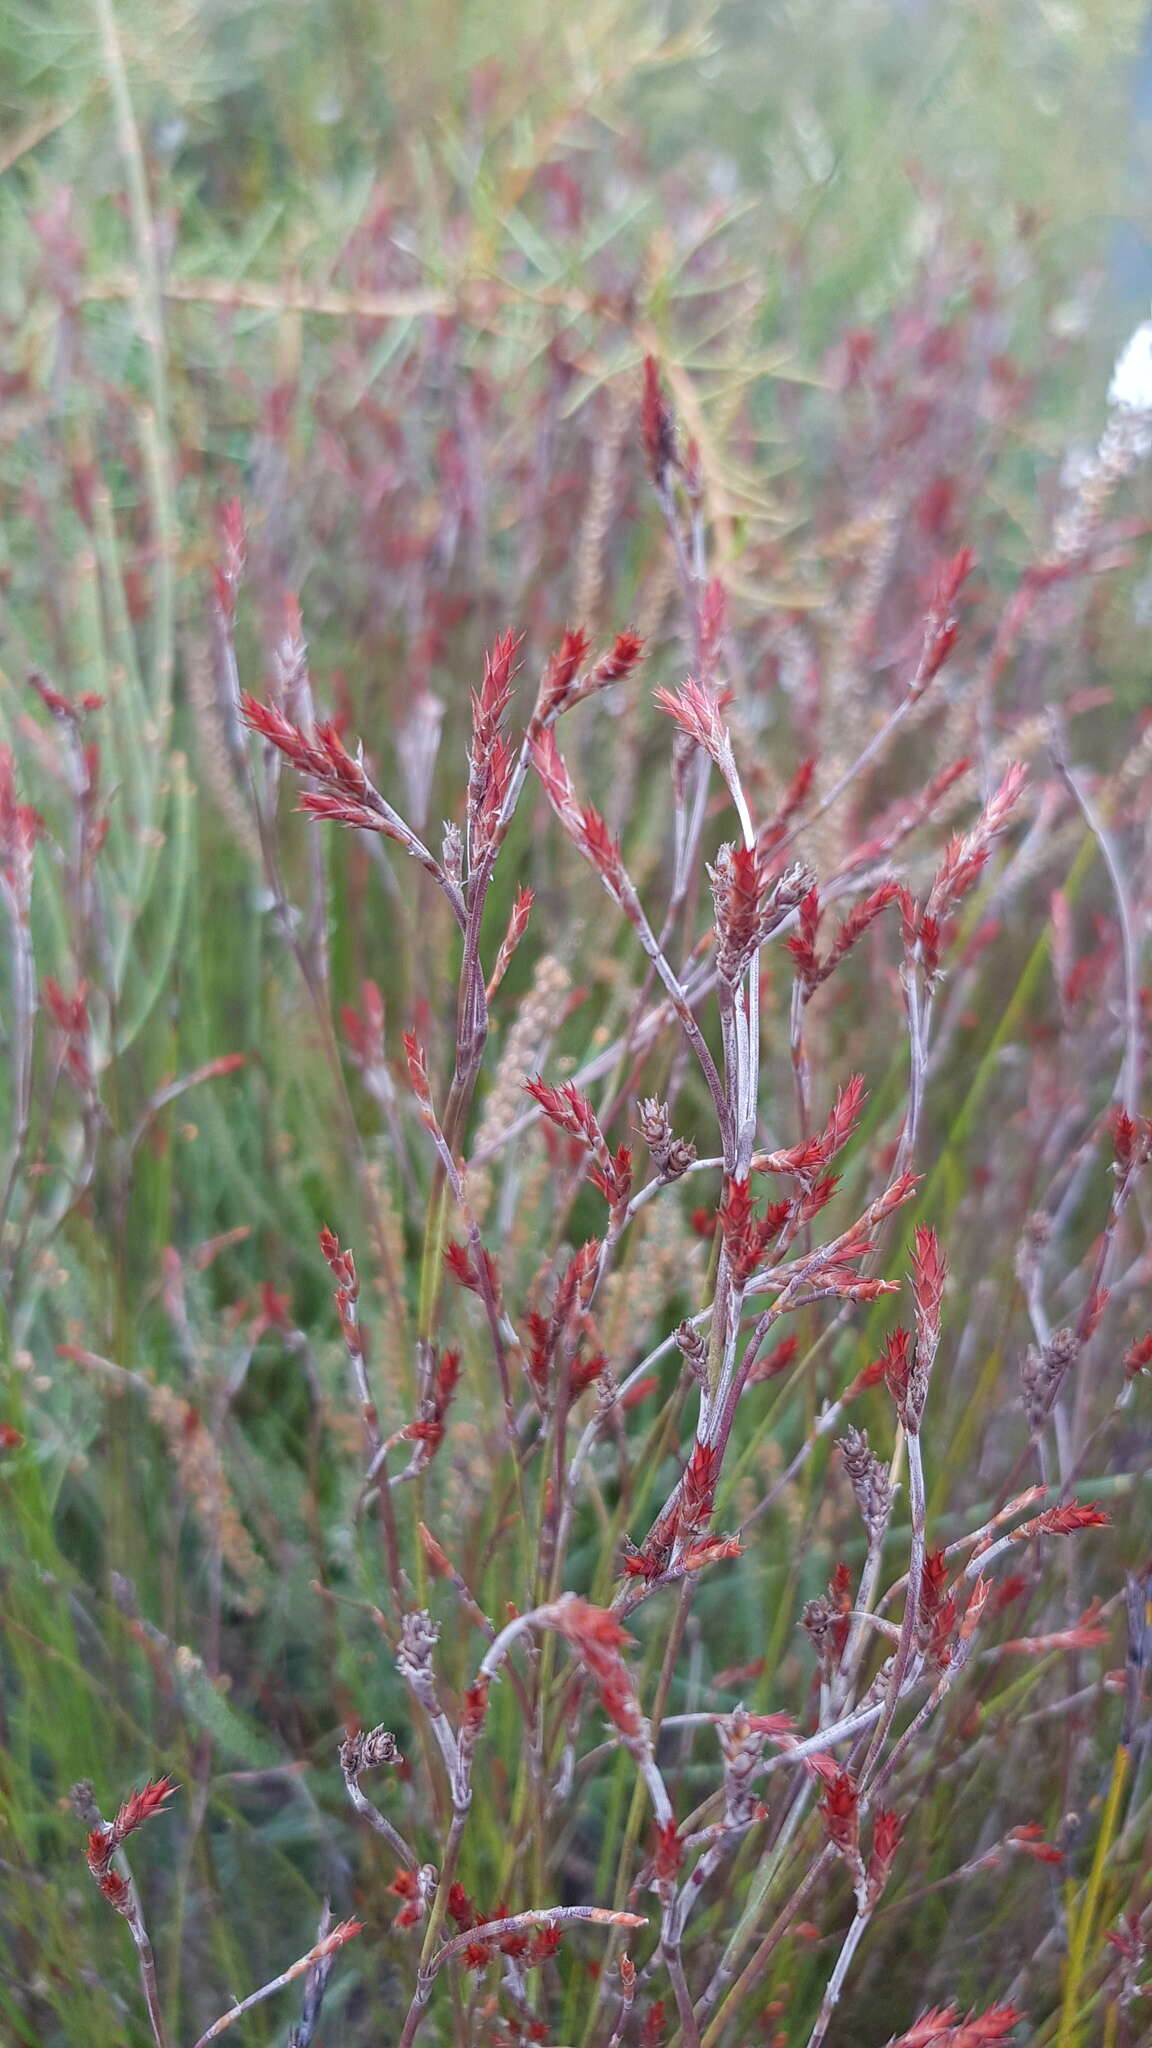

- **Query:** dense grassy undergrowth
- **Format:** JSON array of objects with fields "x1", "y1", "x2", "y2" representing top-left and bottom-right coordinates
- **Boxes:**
[{"x1": 2, "y1": 3, "x2": 1152, "y2": 2044}]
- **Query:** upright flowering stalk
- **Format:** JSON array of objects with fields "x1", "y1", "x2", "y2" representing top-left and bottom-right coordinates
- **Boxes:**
[
  {"x1": 76, "y1": 1778, "x2": 175, "y2": 2048},
  {"x1": 867, "y1": 1227, "x2": 949, "y2": 1771}
]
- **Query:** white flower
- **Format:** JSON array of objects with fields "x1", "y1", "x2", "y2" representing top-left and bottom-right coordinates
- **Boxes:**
[{"x1": 1108, "y1": 318, "x2": 1152, "y2": 413}]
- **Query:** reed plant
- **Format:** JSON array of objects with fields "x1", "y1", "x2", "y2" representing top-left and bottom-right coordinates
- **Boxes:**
[{"x1": 2, "y1": 4, "x2": 1151, "y2": 2043}]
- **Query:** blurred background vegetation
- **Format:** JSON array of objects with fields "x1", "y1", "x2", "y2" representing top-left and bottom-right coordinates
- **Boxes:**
[{"x1": 2, "y1": 2, "x2": 1151, "y2": 2042}]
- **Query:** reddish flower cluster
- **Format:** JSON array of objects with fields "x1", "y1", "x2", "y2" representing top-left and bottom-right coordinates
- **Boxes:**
[
  {"x1": 388, "y1": 1866, "x2": 427, "y2": 1930},
  {"x1": 339, "y1": 978, "x2": 387, "y2": 1069},
  {"x1": 401, "y1": 1031, "x2": 433, "y2": 1113},
  {"x1": 802, "y1": 1564, "x2": 854, "y2": 1676},
  {"x1": 320, "y1": 1221, "x2": 363, "y2": 1337},
  {"x1": 710, "y1": 844, "x2": 812, "y2": 987},
  {"x1": 639, "y1": 1997, "x2": 667, "y2": 2048},
  {"x1": 917, "y1": 1549, "x2": 959, "y2": 1668},
  {"x1": 1004, "y1": 1823, "x2": 1063, "y2": 1865},
  {"x1": 911, "y1": 1226, "x2": 947, "y2": 1363},
  {"x1": 243, "y1": 692, "x2": 397, "y2": 838},
  {"x1": 487, "y1": 885, "x2": 535, "y2": 998},
  {"x1": 1110, "y1": 1105, "x2": 1152, "y2": 1180},
  {"x1": 400, "y1": 1348, "x2": 460, "y2": 1462},
  {"x1": 908, "y1": 547, "x2": 977, "y2": 697},
  {"x1": 0, "y1": 746, "x2": 39, "y2": 919},
  {"x1": 816, "y1": 1764, "x2": 860, "y2": 1864},
  {"x1": 42, "y1": 977, "x2": 94, "y2": 1094},
  {"x1": 27, "y1": 670, "x2": 105, "y2": 723},
  {"x1": 678, "y1": 1438, "x2": 724, "y2": 1553},
  {"x1": 879, "y1": 1230, "x2": 947, "y2": 1436},
  {"x1": 443, "y1": 1236, "x2": 503, "y2": 1308},
  {"x1": 884, "y1": 2004, "x2": 1022, "y2": 2046},
  {"x1": 84, "y1": 1778, "x2": 176, "y2": 1915},
  {"x1": 1012, "y1": 1502, "x2": 1110, "y2": 1540},
  {"x1": 523, "y1": 1240, "x2": 606, "y2": 1401},
  {"x1": 787, "y1": 882, "x2": 901, "y2": 997},
  {"x1": 754, "y1": 1074, "x2": 868, "y2": 1182},
  {"x1": 641, "y1": 355, "x2": 677, "y2": 490},
  {"x1": 718, "y1": 1178, "x2": 788, "y2": 1287},
  {"x1": 746, "y1": 1333, "x2": 800, "y2": 1386},
  {"x1": 212, "y1": 496, "x2": 246, "y2": 624},
  {"x1": 548, "y1": 1597, "x2": 644, "y2": 1742},
  {"x1": 529, "y1": 728, "x2": 631, "y2": 904},
  {"x1": 524, "y1": 1076, "x2": 632, "y2": 1211},
  {"x1": 899, "y1": 764, "x2": 1027, "y2": 984},
  {"x1": 654, "y1": 676, "x2": 735, "y2": 776},
  {"x1": 461, "y1": 1914, "x2": 563, "y2": 1972},
  {"x1": 1123, "y1": 1330, "x2": 1152, "y2": 1377},
  {"x1": 651, "y1": 1817, "x2": 683, "y2": 1889},
  {"x1": 867, "y1": 1807, "x2": 906, "y2": 1904},
  {"x1": 467, "y1": 630, "x2": 520, "y2": 868},
  {"x1": 533, "y1": 626, "x2": 645, "y2": 727}
]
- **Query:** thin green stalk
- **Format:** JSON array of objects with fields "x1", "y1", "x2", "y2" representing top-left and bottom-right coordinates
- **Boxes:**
[{"x1": 1057, "y1": 1743, "x2": 1130, "y2": 2048}]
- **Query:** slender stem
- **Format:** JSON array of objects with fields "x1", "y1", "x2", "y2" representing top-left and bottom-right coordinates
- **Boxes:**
[{"x1": 805, "y1": 1907, "x2": 871, "y2": 2048}]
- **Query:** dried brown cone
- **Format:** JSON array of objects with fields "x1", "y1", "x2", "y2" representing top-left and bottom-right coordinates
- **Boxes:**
[
  {"x1": 1020, "y1": 1327, "x2": 1079, "y2": 1431},
  {"x1": 838, "y1": 1425, "x2": 894, "y2": 1540},
  {"x1": 340, "y1": 1726, "x2": 401, "y2": 1778},
  {"x1": 636, "y1": 1096, "x2": 696, "y2": 1181}
]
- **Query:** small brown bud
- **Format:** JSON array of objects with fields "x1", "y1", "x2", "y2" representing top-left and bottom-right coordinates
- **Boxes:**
[{"x1": 674, "y1": 1320, "x2": 709, "y2": 1386}]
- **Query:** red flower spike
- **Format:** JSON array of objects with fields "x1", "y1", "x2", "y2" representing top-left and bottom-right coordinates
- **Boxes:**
[
  {"x1": 593, "y1": 629, "x2": 645, "y2": 686},
  {"x1": 538, "y1": 628, "x2": 591, "y2": 721},
  {"x1": 823, "y1": 881, "x2": 902, "y2": 982},
  {"x1": 1123, "y1": 1331, "x2": 1152, "y2": 1376},
  {"x1": 1016, "y1": 1502, "x2": 1110, "y2": 1538},
  {"x1": 444, "y1": 1240, "x2": 480, "y2": 1290},
  {"x1": 488, "y1": 886, "x2": 535, "y2": 996},
  {"x1": 652, "y1": 1818, "x2": 684, "y2": 1886},
  {"x1": 402, "y1": 1032, "x2": 432, "y2": 1106},
  {"x1": 462, "y1": 1677, "x2": 491, "y2": 1732},
  {"x1": 527, "y1": 1921, "x2": 563, "y2": 1966},
  {"x1": 640, "y1": 1998, "x2": 667, "y2": 2048},
  {"x1": 883, "y1": 1327, "x2": 913, "y2": 1426},
  {"x1": 529, "y1": 727, "x2": 577, "y2": 812},
  {"x1": 787, "y1": 887, "x2": 822, "y2": 989},
  {"x1": 818, "y1": 1767, "x2": 859, "y2": 1859},
  {"x1": 578, "y1": 805, "x2": 625, "y2": 889},
  {"x1": 547, "y1": 1598, "x2": 643, "y2": 1740},
  {"x1": 641, "y1": 356, "x2": 677, "y2": 489},
  {"x1": 884, "y1": 2005, "x2": 1022, "y2": 2047},
  {"x1": 524, "y1": 1076, "x2": 600, "y2": 1148},
  {"x1": 1006, "y1": 1826, "x2": 1063, "y2": 1865},
  {"x1": 747, "y1": 1334, "x2": 800, "y2": 1386},
  {"x1": 700, "y1": 576, "x2": 726, "y2": 668},
  {"x1": 110, "y1": 1778, "x2": 177, "y2": 1844},
  {"x1": 845, "y1": 1354, "x2": 887, "y2": 1400},
  {"x1": 719, "y1": 1177, "x2": 785, "y2": 1286},
  {"x1": 924, "y1": 764, "x2": 1027, "y2": 947},
  {"x1": 654, "y1": 677, "x2": 731, "y2": 770},
  {"x1": 677, "y1": 1536, "x2": 744, "y2": 1574},
  {"x1": 912, "y1": 1226, "x2": 947, "y2": 1333},
  {"x1": 447, "y1": 1882, "x2": 476, "y2": 1930},
  {"x1": 868, "y1": 1807, "x2": 906, "y2": 1902},
  {"x1": 419, "y1": 1524, "x2": 452, "y2": 1577},
  {"x1": 620, "y1": 1375, "x2": 659, "y2": 1410},
  {"x1": 97, "y1": 1868, "x2": 131, "y2": 1912}
]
